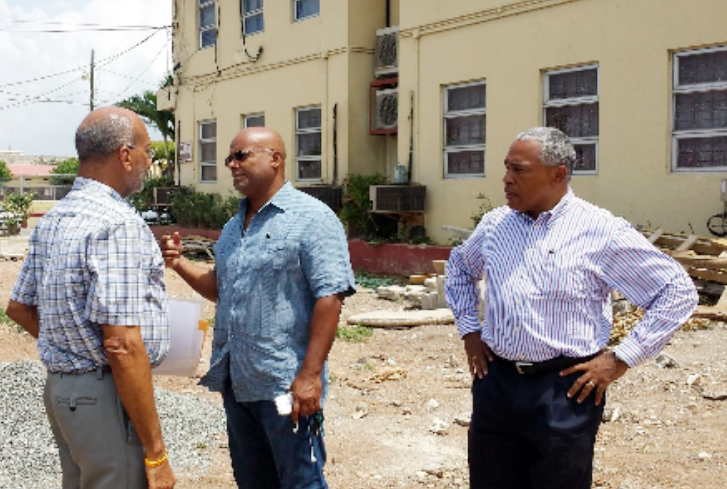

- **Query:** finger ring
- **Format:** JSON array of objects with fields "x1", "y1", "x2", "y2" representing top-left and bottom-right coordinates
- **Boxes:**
[{"x1": 587, "y1": 381, "x2": 596, "y2": 388}]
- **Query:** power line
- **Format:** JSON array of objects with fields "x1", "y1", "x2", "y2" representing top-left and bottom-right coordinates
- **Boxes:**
[
  {"x1": 2, "y1": 19, "x2": 170, "y2": 29},
  {"x1": 0, "y1": 29, "x2": 166, "y2": 89},
  {"x1": 0, "y1": 26, "x2": 169, "y2": 33},
  {"x1": 116, "y1": 39, "x2": 171, "y2": 98}
]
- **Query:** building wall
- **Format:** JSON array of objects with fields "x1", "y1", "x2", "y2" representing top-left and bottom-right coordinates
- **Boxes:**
[
  {"x1": 173, "y1": 0, "x2": 390, "y2": 195},
  {"x1": 397, "y1": 0, "x2": 727, "y2": 243}
]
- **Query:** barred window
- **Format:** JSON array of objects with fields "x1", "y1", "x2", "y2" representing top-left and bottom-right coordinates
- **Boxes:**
[
  {"x1": 244, "y1": 113, "x2": 265, "y2": 128},
  {"x1": 443, "y1": 81, "x2": 486, "y2": 178},
  {"x1": 543, "y1": 65, "x2": 599, "y2": 174},
  {"x1": 242, "y1": 0, "x2": 264, "y2": 35},
  {"x1": 199, "y1": 121, "x2": 217, "y2": 182},
  {"x1": 199, "y1": 0, "x2": 216, "y2": 48},
  {"x1": 294, "y1": 0, "x2": 319, "y2": 21},
  {"x1": 295, "y1": 107, "x2": 322, "y2": 181},
  {"x1": 672, "y1": 46, "x2": 727, "y2": 171}
]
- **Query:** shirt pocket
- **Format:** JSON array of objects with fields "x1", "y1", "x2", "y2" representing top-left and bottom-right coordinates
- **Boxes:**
[
  {"x1": 268, "y1": 239, "x2": 301, "y2": 272},
  {"x1": 538, "y1": 253, "x2": 589, "y2": 301}
]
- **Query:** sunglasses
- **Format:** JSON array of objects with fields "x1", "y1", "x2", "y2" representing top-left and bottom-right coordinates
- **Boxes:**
[
  {"x1": 126, "y1": 144, "x2": 156, "y2": 159},
  {"x1": 224, "y1": 148, "x2": 275, "y2": 167}
]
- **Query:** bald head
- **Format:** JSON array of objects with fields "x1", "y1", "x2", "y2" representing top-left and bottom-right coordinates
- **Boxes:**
[
  {"x1": 75, "y1": 106, "x2": 145, "y2": 162},
  {"x1": 231, "y1": 127, "x2": 287, "y2": 162}
]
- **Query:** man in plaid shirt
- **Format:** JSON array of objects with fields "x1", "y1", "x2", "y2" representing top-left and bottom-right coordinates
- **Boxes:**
[{"x1": 7, "y1": 106, "x2": 175, "y2": 489}]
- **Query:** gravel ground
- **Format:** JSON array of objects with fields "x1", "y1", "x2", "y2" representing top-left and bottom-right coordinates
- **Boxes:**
[{"x1": 0, "y1": 360, "x2": 226, "y2": 489}]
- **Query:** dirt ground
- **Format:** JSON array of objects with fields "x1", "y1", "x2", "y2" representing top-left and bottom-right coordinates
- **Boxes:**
[{"x1": 1, "y1": 254, "x2": 726, "y2": 488}]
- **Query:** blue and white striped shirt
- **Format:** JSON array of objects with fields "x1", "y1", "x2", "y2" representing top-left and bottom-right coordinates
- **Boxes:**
[
  {"x1": 11, "y1": 177, "x2": 170, "y2": 373},
  {"x1": 445, "y1": 190, "x2": 697, "y2": 367}
]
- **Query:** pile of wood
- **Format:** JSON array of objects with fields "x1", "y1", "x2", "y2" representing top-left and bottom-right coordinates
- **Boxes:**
[
  {"x1": 181, "y1": 235, "x2": 216, "y2": 261},
  {"x1": 640, "y1": 229, "x2": 727, "y2": 320}
]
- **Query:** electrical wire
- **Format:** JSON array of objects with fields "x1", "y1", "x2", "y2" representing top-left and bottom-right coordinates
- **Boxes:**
[
  {"x1": 0, "y1": 29, "x2": 166, "y2": 89},
  {"x1": 2, "y1": 19, "x2": 170, "y2": 29},
  {"x1": 115, "y1": 39, "x2": 171, "y2": 97}
]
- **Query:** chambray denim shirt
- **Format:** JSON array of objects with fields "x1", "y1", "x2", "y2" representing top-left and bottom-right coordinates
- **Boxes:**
[{"x1": 201, "y1": 182, "x2": 355, "y2": 403}]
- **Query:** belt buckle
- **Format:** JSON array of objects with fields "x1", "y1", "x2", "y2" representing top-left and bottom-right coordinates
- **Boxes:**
[{"x1": 514, "y1": 362, "x2": 532, "y2": 375}]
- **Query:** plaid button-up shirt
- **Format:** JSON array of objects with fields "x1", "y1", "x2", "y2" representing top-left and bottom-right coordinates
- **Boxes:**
[{"x1": 11, "y1": 177, "x2": 170, "y2": 373}]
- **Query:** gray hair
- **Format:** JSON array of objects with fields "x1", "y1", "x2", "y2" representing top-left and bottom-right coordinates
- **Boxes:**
[
  {"x1": 516, "y1": 127, "x2": 576, "y2": 176},
  {"x1": 75, "y1": 112, "x2": 135, "y2": 161}
]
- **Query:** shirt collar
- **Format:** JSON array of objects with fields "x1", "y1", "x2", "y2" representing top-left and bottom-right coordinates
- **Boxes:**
[
  {"x1": 514, "y1": 187, "x2": 574, "y2": 226},
  {"x1": 238, "y1": 181, "x2": 295, "y2": 215},
  {"x1": 73, "y1": 176, "x2": 130, "y2": 206}
]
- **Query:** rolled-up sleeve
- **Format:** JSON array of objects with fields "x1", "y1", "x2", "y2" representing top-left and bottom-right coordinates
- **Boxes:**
[{"x1": 600, "y1": 222, "x2": 698, "y2": 367}]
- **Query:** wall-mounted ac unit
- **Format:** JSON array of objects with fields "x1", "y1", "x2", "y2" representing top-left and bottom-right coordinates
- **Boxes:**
[
  {"x1": 297, "y1": 185, "x2": 343, "y2": 212},
  {"x1": 371, "y1": 87, "x2": 398, "y2": 134},
  {"x1": 153, "y1": 186, "x2": 190, "y2": 207},
  {"x1": 156, "y1": 86, "x2": 176, "y2": 112},
  {"x1": 375, "y1": 26, "x2": 398, "y2": 78},
  {"x1": 370, "y1": 185, "x2": 426, "y2": 212}
]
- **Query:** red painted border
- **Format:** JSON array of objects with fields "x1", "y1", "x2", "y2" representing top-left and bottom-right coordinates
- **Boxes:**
[{"x1": 148, "y1": 228, "x2": 452, "y2": 276}]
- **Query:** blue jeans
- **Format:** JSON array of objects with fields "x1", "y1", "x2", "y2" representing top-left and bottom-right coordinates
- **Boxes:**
[{"x1": 222, "y1": 380, "x2": 328, "y2": 489}]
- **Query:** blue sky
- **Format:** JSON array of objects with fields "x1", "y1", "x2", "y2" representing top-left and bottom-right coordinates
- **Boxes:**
[{"x1": 0, "y1": 0, "x2": 172, "y2": 157}]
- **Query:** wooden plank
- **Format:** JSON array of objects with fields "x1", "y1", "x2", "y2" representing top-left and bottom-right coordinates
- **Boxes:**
[
  {"x1": 692, "y1": 305, "x2": 727, "y2": 320},
  {"x1": 688, "y1": 268, "x2": 727, "y2": 285},
  {"x1": 677, "y1": 235, "x2": 699, "y2": 251},
  {"x1": 647, "y1": 228, "x2": 664, "y2": 244},
  {"x1": 716, "y1": 287, "x2": 727, "y2": 310},
  {"x1": 667, "y1": 252, "x2": 727, "y2": 270}
]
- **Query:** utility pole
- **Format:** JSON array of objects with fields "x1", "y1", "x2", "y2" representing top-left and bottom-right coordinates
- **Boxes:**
[{"x1": 89, "y1": 49, "x2": 95, "y2": 112}]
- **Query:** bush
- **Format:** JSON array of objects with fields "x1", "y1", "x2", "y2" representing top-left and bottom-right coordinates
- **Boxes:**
[
  {"x1": 128, "y1": 176, "x2": 174, "y2": 212},
  {"x1": 50, "y1": 158, "x2": 79, "y2": 185},
  {"x1": 339, "y1": 173, "x2": 398, "y2": 241},
  {"x1": 2, "y1": 191, "x2": 35, "y2": 235},
  {"x1": 170, "y1": 190, "x2": 240, "y2": 229},
  {"x1": 0, "y1": 161, "x2": 11, "y2": 185}
]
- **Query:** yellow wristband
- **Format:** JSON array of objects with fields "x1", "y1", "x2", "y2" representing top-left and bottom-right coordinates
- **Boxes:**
[{"x1": 144, "y1": 450, "x2": 168, "y2": 468}]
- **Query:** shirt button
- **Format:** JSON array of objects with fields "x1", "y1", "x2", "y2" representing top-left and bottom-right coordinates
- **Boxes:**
[{"x1": 514, "y1": 326, "x2": 521, "y2": 333}]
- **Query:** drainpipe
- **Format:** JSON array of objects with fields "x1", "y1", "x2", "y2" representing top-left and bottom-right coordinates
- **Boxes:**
[{"x1": 333, "y1": 103, "x2": 338, "y2": 186}]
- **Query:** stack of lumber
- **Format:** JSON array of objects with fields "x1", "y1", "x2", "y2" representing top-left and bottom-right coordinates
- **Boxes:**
[
  {"x1": 640, "y1": 229, "x2": 727, "y2": 320},
  {"x1": 181, "y1": 235, "x2": 216, "y2": 261}
]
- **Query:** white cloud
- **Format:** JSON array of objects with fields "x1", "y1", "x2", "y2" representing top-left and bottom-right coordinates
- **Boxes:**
[{"x1": 0, "y1": 0, "x2": 171, "y2": 158}]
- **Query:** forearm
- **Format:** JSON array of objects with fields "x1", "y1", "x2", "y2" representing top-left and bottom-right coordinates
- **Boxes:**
[
  {"x1": 6, "y1": 300, "x2": 40, "y2": 338},
  {"x1": 300, "y1": 294, "x2": 343, "y2": 377},
  {"x1": 103, "y1": 326, "x2": 166, "y2": 460},
  {"x1": 445, "y1": 246, "x2": 484, "y2": 338},
  {"x1": 172, "y1": 257, "x2": 218, "y2": 302}
]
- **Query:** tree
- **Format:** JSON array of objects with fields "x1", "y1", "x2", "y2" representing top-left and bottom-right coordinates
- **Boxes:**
[
  {"x1": 0, "y1": 161, "x2": 12, "y2": 185},
  {"x1": 117, "y1": 75, "x2": 176, "y2": 181},
  {"x1": 50, "y1": 157, "x2": 79, "y2": 185}
]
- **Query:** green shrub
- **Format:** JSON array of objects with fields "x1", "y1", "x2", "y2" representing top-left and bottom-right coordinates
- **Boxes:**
[
  {"x1": 127, "y1": 176, "x2": 174, "y2": 212},
  {"x1": 170, "y1": 190, "x2": 240, "y2": 229},
  {"x1": 339, "y1": 173, "x2": 397, "y2": 241},
  {"x1": 50, "y1": 157, "x2": 79, "y2": 185}
]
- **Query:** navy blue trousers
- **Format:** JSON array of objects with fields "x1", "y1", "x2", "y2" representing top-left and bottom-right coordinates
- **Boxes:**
[{"x1": 469, "y1": 358, "x2": 604, "y2": 489}]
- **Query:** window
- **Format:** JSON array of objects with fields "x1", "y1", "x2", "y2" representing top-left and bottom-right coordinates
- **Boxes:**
[
  {"x1": 199, "y1": 0, "x2": 216, "y2": 48},
  {"x1": 672, "y1": 46, "x2": 727, "y2": 171},
  {"x1": 443, "y1": 81, "x2": 486, "y2": 177},
  {"x1": 294, "y1": 0, "x2": 319, "y2": 21},
  {"x1": 295, "y1": 107, "x2": 322, "y2": 181},
  {"x1": 242, "y1": 0, "x2": 264, "y2": 35},
  {"x1": 244, "y1": 113, "x2": 265, "y2": 128},
  {"x1": 199, "y1": 121, "x2": 217, "y2": 182},
  {"x1": 543, "y1": 65, "x2": 599, "y2": 174}
]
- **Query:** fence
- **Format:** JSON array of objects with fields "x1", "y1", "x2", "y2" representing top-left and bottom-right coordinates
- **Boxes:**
[{"x1": 0, "y1": 174, "x2": 75, "y2": 201}]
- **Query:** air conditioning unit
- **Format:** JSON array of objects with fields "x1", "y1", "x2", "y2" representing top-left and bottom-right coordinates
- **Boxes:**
[
  {"x1": 370, "y1": 185, "x2": 426, "y2": 212},
  {"x1": 375, "y1": 26, "x2": 398, "y2": 78},
  {"x1": 153, "y1": 186, "x2": 190, "y2": 207},
  {"x1": 297, "y1": 185, "x2": 343, "y2": 212},
  {"x1": 371, "y1": 87, "x2": 398, "y2": 134},
  {"x1": 156, "y1": 86, "x2": 176, "y2": 112}
]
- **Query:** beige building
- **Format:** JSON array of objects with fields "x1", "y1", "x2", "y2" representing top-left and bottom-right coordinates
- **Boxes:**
[{"x1": 164, "y1": 0, "x2": 727, "y2": 242}]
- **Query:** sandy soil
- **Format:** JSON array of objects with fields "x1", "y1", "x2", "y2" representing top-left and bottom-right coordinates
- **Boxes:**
[{"x1": 1, "y1": 253, "x2": 725, "y2": 488}]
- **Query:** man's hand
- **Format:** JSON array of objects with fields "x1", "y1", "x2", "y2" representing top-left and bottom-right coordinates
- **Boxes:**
[
  {"x1": 159, "y1": 232, "x2": 183, "y2": 270},
  {"x1": 463, "y1": 332, "x2": 494, "y2": 379},
  {"x1": 561, "y1": 351, "x2": 629, "y2": 405},
  {"x1": 290, "y1": 370, "x2": 322, "y2": 425},
  {"x1": 146, "y1": 461, "x2": 175, "y2": 489}
]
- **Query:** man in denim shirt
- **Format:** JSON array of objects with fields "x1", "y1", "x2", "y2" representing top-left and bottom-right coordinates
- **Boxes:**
[{"x1": 160, "y1": 127, "x2": 355, "y2": 489}]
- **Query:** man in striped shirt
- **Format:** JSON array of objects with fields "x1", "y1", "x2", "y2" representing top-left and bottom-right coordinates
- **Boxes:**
[{"x1": 445, "y1": 127, "x2": 697, "y2": 489}]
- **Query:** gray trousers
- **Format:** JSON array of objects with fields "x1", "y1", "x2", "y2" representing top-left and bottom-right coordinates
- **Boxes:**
[{"x1": 44, "y1": 368, "x2": 147, "y2": 489}]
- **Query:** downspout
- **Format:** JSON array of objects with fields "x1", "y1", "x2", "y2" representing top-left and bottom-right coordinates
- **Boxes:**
[
  {"x1": 333, "y1": 103, "x2": 338, "y2": 186},
  {"x1": 386, "y1": 0, "x2": 391, "y2": 27},
  {"x1": 407, "y1": 91, "x2": 414, "y2": 183}
]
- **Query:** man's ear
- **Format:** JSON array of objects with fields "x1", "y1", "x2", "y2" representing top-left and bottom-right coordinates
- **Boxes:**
[
  {"x1": 270, "y1": 151, "x2": 281, "y2": 169},
  {"x1": 119, "y1": 145, "x2": 134, "y2": 171},
  {"x1": 554, "y1": 164, "x2": 568, "y2": 183}
]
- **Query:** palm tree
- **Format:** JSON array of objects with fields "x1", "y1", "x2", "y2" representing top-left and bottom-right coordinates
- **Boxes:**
[{"x1": 117, "y1": 76, "x2": 176, "y2": 180}]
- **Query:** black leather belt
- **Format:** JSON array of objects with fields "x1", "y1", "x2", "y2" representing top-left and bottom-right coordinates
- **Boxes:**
[{"x1": 498, "y1": 352, "x2": 601, "y2": 375}]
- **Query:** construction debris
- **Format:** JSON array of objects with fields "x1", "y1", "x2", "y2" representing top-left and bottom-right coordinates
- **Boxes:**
[
  {"x1": 181, "y1": 235, "x2": 216, "y2": 261},
  {"x1": 347, "y1": 309, "x2": 454, "y2": 328}
]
